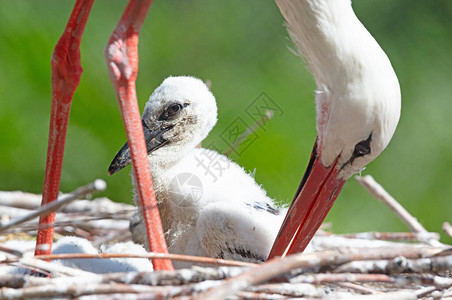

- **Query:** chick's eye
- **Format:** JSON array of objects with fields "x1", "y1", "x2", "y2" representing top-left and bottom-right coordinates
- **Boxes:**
[{"x1": 167, "y1": 103, "x2": 182, "y2": 116}]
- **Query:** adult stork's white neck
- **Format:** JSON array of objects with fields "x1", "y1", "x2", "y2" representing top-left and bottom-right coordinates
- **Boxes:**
[{"x1": 269, "y1": 0, "x2": 401, "y2": 258}]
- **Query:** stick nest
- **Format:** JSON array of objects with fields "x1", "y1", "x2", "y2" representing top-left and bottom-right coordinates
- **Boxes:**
[{"x1": 0, "y1": 175, "x2": 451, "y2": 299}]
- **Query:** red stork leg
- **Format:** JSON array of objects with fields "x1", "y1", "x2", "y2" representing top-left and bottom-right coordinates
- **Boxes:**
[
  {"x1": 35, "y1": 0, "x2": 94, "y2": 257},
  {"x1": 105, "y1": 0, "x2": 173, "y2": 271}
]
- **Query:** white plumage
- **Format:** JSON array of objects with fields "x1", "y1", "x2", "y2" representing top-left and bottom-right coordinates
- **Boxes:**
[
  {"x1": 268, "y1": 0, "x2": 401, "y2": 257},
  {"x1": 110, "y1": 76, "x2": 286, "y2": 268},
  {"x1": 275, "y1": 0, "x2": 401, "y2": 179},
  {"x1": 51, "y1": 237, "x2": 153, "y2": 273}
]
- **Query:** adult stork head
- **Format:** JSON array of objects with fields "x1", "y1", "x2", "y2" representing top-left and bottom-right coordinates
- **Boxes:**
[{"x1": 269, "y1": 0, "x2": 401, "y2": 258}]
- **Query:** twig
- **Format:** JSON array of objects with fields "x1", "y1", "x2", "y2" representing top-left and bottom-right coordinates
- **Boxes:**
[
  {"x1": 309, "y1": 235, "x2": 426, "y2": 254},
  {"x1": 246, "y1": 283, "x2": 323, "y2": 298},
  {"x1": 15, "y1": 256, "x2": 98, "y2": 277},
  {"x1": 415, "y1": 286, "x2": 440, "y2": 298},
  {"x1": 350, "y1": 290, "x2": 418, "y2": 299},
  {"x1": 236, "y1": 291, "x2": 288, "y2": 299},
  {"x1": 443, "y1": 222, "x2": 452, "y2": 238},
  {"x1": 0, "y1": 277, "x2": 224, "y2": 299},
  {"x1": 0, "y1": 179, "x2": 106, "y2": 234},
  {"x1": 0, "y1": 191, "x2": 42, "y2": 209},
  {"x1": 334, "y1": 255, "x2": 452, "y2": 274},
  {"x1": 290, "y1": 273, "x2": 452, "y2": 291},
  {"x1": 0, "y1": 206, "x2": 32, "y2": 219},
  {"x1": 3, "y1": 271, "x2": 451, "y2": 298},
  {"x1": 1, "y1": 267, "x2": 243, "y2": 289},
  {"x1": 2, "y1": 218, "x2": 129, "y2": 235},
  {"x1": 355, "y1": 176, "x2": 425, "y2": 233},
  {"x1": 355, "y1": 175, "x2": 444, "y2": 248},
  {"x1": 61, "y1": 197, "x2": 135, "y2": 214},
  {"x1": 441, "y1": 287, "x2": 452, "y2": 298},
  {"x1": 324, "y1": 282, "x2": 450, "y2": 300},
  {"x1": 0, "y1": 195, "x2": 134, "y2": 216},
  {"x1": 0, "y1": 274, "x2": 27, "y2": 289},
  {"x1": 0, "y1": 283, "x2": 159, "y2": 299},
  {"x1": 195, "y1": 246, "x2": 442, "y2": 299},
  {"x1": 0, "y1": 245, "x2": 23, "y2": 258},
  {"x1": 223, "y1": 110, "x2": 273, "y2": 156},
  {"x1": 338, "y1": 232, "x2": 440, "y2": 242},
  {"x1": 290, "y1": 273, "x2": 393, "y2": 285},
  {"x1": 2, "y1": 252, "x2": 452, "y2": 298},
  {"x1": 336, "y1": 282, "x2": 380, "y2": 295},
  {"x1": 3, "y1": 252, "x2": 256, "y2": 268}
]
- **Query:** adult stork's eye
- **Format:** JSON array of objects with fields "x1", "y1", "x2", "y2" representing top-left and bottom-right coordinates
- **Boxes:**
[{"x1": 353, "y1": 134, "x2": 372, "y2": 158}]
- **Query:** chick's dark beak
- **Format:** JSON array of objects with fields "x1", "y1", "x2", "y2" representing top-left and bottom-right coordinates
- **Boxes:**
[{"x1": 108, "y1": 120, "x2": 172, "y2": 175}]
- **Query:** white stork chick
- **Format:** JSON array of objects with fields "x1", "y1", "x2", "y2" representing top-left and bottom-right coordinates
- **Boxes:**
[{"x1": 109, "y1": 76, "x2": 285, "y2": 267}]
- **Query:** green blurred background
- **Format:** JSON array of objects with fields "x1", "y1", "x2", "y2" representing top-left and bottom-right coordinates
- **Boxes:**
[{"x1": 0, "y1": 1, "x2": 451, "y2": 242}]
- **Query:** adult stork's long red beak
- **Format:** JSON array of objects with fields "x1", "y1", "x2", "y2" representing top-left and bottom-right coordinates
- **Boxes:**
[
  {"x1": 268, "y1": 0, "x2": 401, "y2": 258},
  {"x1": 269, "y1": 139, "x2": 346, "y2": 257}
]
